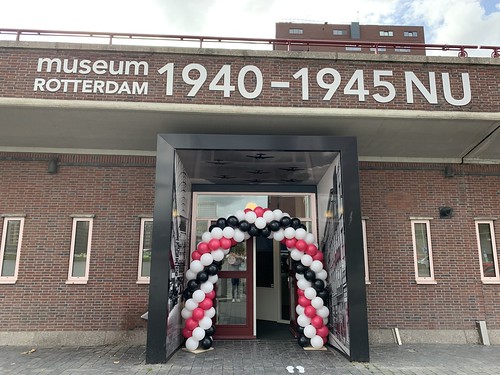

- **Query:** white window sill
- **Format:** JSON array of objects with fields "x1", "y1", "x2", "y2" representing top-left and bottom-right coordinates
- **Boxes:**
[
  {"x1": 66, "y1": 280, "x2": 88, "y2": 285},
  {"x1": 365, "y1": 280, "x2": 371, "y2": 285},
  {"x1": 481, "y1": 279, "x2": 500, "y2": 284},
  {"x1": 0, "y1": 279, "x2": 17, "y2": 284},
  {"x1": 416, "y1": 280, "x2": 437, "y2": 285},
  {"x1": 136, "y1": 280, "x2": 150, "y2": 285}
]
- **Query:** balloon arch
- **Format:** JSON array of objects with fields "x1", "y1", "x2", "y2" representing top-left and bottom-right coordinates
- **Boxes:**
[{"x1": 181, "y1": 206, "x2": 330, "y2": 351}]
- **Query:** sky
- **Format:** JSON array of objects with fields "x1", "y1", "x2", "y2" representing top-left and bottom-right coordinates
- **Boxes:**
[{"x1": 1, "y1": 0, "x2": 499, "y2": 57}]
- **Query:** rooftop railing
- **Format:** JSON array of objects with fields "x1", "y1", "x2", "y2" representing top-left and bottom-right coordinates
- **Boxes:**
[{"x1": 0, "y1": 28, "x2": 498, "y2": 58}]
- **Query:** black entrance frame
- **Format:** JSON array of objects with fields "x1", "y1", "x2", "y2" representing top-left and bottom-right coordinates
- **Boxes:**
[{"x1": 146, "y1": 134, "x2": 369, "y2": 363}]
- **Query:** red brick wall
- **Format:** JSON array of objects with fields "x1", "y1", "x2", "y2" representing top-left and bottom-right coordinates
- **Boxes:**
[
  {"x1": 360, "y1": 162, "x2": 500, "y2": 330},
  {"x1": 0, "y1": 153, "x2": 155, "y2": 331}
]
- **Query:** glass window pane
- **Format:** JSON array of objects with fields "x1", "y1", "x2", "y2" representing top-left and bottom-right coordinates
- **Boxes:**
[
  {"x1": 141, "y1": 221, "x2": 153, "y2": 277},
  {"x1": 221, "y1": 242, "x2": 247, "y2": 271},
  {"x1": 72, "y1": 221, "x2": 89, "y2": 277},
  {"x1": 216, "y1": 277, "x2": 247, "y2": 325},
  {"x1": 414, "y1": 223, "x2": 431, "y2": 278},
  {"x1": 1, "y1": 220, "x2": 21, "y2": 277},
  {"x1": 268, "y1": 196, "x2": 310, "y2": 218},
  {"x1": 256, "y1": 237, "x2": 273, "y2": 287},
  {"x1": 479, "y1": 223, "x2": 496, "y2": 278}
]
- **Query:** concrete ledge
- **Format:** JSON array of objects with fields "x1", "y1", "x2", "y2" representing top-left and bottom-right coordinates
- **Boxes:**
[
  {"x1": 369, "y1": 329, "x2": 493, "y2": 345},
  {"x1": 0, "y1": 330, "x2": 146, "y2": 347}
]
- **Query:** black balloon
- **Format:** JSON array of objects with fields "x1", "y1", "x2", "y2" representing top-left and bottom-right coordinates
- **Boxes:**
[
  {"x1": 200, "y1": 336, "x2": 213, "y2": 350},
  {"x1": 196, "y1": 271, "x2": 209, "y2": 283},
  {"x1": 317, "y1": 289, "x2": 329, "y2": 301},
  {"x1": 227, "y1": 216, "x2": 239, "y2": 227},
  {"x1": 304, "y1": 270, "x2": 316, "y2": 281},
  {"x1": 239, "y1": 220, "x2": 250, "y2": 232},
  {"x1": 297, "y1": 326, "x2": 304, "y2": 334},
  {"x1": 297, "y1": 335, "x2": 310, "y2": 347},
  {"x1": 216, "y1": 218, "x2": 227, "y2": 228},
  {"x1": 291, "y1": 218, "x2": 302, "y2": 229},
  {"x1": 280, "y1": 216, "x2": 292, "y2": 227},
  {"x1": 269, "y1": 220, "x2": 281, "y2": 231},
  {"x1": 208, "y1": 224, "x2": 216, "y2": 232},
  {"x1": 187, "y1": 279, "x2": 200, "y2": 292},
  {"x1": 248, "y1": 225, "x2": 259, "y2": 237},
  {"x1": 206, "y1": 264, "x2": 219, "y2": 276},
  {"x1": 261, "y1": 226, "x2": 271, "y2": 237},
  {"x1": 300, "y1": 224, "x2": 307, "y2": 230},
  {"x1": 295, "y1": 263, "x2": 306, "y2": 274},
  {"x1": 182, "y1": 288, "x2": 193, "y2": 301},
  {"x1": 313, "y1": 279, "x2": 325, "y2": 292},
  {"x1": 213, "y1": 260, "x2": 223, "y2": 270},
  {"x1": 205, "y1": 325, "x2": 216, "y2": 337}
]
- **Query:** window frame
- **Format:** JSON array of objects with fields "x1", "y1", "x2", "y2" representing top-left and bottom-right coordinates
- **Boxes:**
[
  {"x1": 137, "y1": 217, "x2": 153, "y2": 284},
  {"x1": 411, "y1": 219, "x2": 436, "y2": 284},
  {"x1": 475, "y1": 220, "x2": 499, "y2": 283},
  {"x1": 67, "y1": 216, "x2": 93, "y2": 284},
  {"x1": 379, "y1": 30, "x2": 394, "y2": 37},
  {"x1": 333, "y1": 29, "x2": 347, "y2": 36},
  {"x1": 289, "y1": 28, "x2": 304, "y2": 35},
  {"x1": 0, "y1": 216, "x2": 25, "y2": 284},
  {"x1": 404, "y1": 31, "x2": 418, "y2": 37}
]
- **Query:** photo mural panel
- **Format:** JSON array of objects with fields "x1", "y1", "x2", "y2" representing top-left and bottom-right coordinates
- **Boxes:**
[{"x1": 165, "y1": 153, "x2": 192, "y2": 359}]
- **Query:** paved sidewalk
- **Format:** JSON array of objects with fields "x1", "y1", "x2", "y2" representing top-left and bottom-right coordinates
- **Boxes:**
[{"x1": 1, "y1": 340, "x2": 500, "y2": 374}]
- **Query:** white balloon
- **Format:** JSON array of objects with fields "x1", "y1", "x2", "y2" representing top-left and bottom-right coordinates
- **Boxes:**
[
  {"x1": 201, "y1": 232, "x2": 212, "y2": 243},
  {"x1": 296, "y1": 305, "x2": 305, "y2": 316},
  {"x1": 208, "y1": 274, "x2": 218, "y2": 284},
  {"x1": 297, "y1": 314, "x2": 311, "y2": 327},
  {"x1": 272, "y1": 209, "x2": 283, "y2": 221},
  {"x1": 304, "y1": 287, "x2": 317, "y2": 300},
  {"x1": 267, "y1": 232, "x2": 274, "y2": 239},
  {"x1": 211, "y1": 227, "x2": 223, "y2": 239},
  {"x1": 192, "y1": 327, "x2": 205, "y2": 341},
  {"x1": 295, "y1": 273, "x2": 305, "y2": 280},
  {"x1": 199, "y1": 316, "x2": 212, "y2": 330},
  {"x1": 245, "y1": 211, "x2": 257, "y2": 224},
  {"x1": 295, "y1": 228, "x2": 307, "y2": 240},
  {"x1": 263, "y1": 210, "x2": 275, "y2": 223},
  {"x1": 282, "y1": 213, "x2": 290, "y2": 219},
  {"x1": 301, "y1": 254, "x2": 313, "y2": 267},
  {"x1": 317, "y1": 270, "x2": 328, "y2": 280},
  {"x1": 235, "y1": 210, "x2": 246, "y2": 221},
  {"x1": 181, "y1": 307, "x2": 193, "y2": 319},
  {"x1": 297, "y1": 278, "x2": 312, "y2": 290},
  {"x1": 290, "y1": 249, "x2": 304, "y2": 261},
  {"x1": 310, "y1": 261, "x2": 323, "y2": 274},
  {"x1": 304, "y1": 324, "x2": 317, "y2": 339},
  {"x1": 310, "y1": 335, "x2": 324, "y2": 349},
  {"x1": 305, "y1": 233, "x2": 315, "y2": 244},
  {"x1": 205, "y1": 307, "x2": 216, "y2": 318},
  {"x1": 222, "y1": 226, "x2": 235, "y2": 239},
  {"x1": 244, "y1": 232, "x2": 251, "y2": 240},
  {"x1": 186, "y1": 269, "x2": 197, "y2": 280},
  {"x1": 323, "y1": 317, "x2": 329, "y2": 325},
  {"x1": 193, "y1": 289, "x2": 206, "y2": 303},
  {"x1": 185, "y1": 298, "x2": 198, "y2": 311},
  {"x1": 233, "y1": 229, "x2": 245, "y2": 243},
  {"x1": 284, "y1": 227, "x2": 296, "y2": 239},
  {"x1": 255, "y1": 217, "x2": 267, "y2": 229},
  {"x1": 212, "y1": 249, "x2": 224, "y2": 261},
  {"x1": 190, "y1": 260, "x2": 204, "y2": 273},
  {"x1": 185, "y1": 337, "x2": 199, "y2": 351},
  {"x1": 223, "y1": 248, "x2": 231, "y2": 255},
  {"x1": 200, "y1": 281, "x2": 214, "y2": 294},
  {"x1": 273, "y1": 229, "x2": 285, "y2": 242},
  {"x1": 200, "y1": 253, "x2": 214, "y2": 266},
  {"x1": 317, "y1": 306, "x2": 330, "y2": 318},
  {"x1": 311, "y1": 296, "x2": 324, "y2": 309}
]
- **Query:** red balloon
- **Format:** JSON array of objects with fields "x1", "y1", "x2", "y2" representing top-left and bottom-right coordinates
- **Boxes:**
[
  {"x1": 316, "y1": 325, "x2": 329, "y2": 338},
  {"x1": 208, "y1": 239, "x2": 220, "y2": 251},
  {"x1": 192, "y1": 307, "x2": 205, "y2": 321},
  {"x1": 199, "y1": 297, "x2": 213, "y2": 310},
  {"x1": 197, "y1": 242, "x2": 209, "y2": 254},
  {"x1": 323, "y1": 336, "x2": 328, "y2": 344},
  {"x1": 280, "y1": 238, "x2": 286, "y2": 244},
  {"x1": 311, "y1": 315, "x2": 324, "y2": 329},
  {"x1": 312, "y1": 251, "x2": 323, "y2": 261},
  {"x1": 254, "y1": 206, "x2": 264, "y2": 217},
  {"x1": 230, "y1": 238, "x2": 238, "y2": 246},
  {"x1": 263, "y1": 208, "x2": 271, "y2": 212},
  {"x1": 304, "y1": 305, "x2": 316, "y2": 318},
  {"x1": 285, "y1": 238, "x2": 297, "y2": 249},
  {"x1": 297, "y1": 288, "x2": 304, "y2": 296},
  {"x1": 206, "y1": 290, "x2": 216, "y2": 300},
  {"x1": 305, "y1": 244, "x2": 318, "y2": 257},
  {"x1": 244, "y1": 208, "x2": 252, "y2": 213},
  {"x1": 295, "y1": 240, "x2": 307, "y2": 251},
  {"x1": 298, "y1": 296, "x2": 311, "y2": 307},
  {"x1": 219, "y1": 237, "x2": 232, "y2": 250},
  {"x1": 191, "y1": 251, "x2": 202, "y2": 261},
  {"x1": 182, "y1": 327, "x2": 193, "y2": 339},
  {"x1": 185, "y1": 317, "x2": 198, "y2": 331}
]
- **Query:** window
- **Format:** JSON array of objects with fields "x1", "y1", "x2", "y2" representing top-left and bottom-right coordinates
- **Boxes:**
[
  {"x1": 475, "y1": 220, "x2": 499, "y2": 283},
  {"x1": 0, "y1": 217, "x2": 25, "y2": 283},
  {"x1": 362, "y1": 219, "x2": 370, "y2": 284},
  {"x1": 370, "y1": 47, "x2": 386, "y2": 52},
  {"x1": 379, "y1": 30, "x2": 394, "y2": 37},
  {"x1": 404, "y1": 31, "x2": 418, "y2": 37},
  {"x1": 137, "y1": 218, "x2": 153, "y2": 283},
  {"x1": 411, "y1": 219, "x2": 436, "y2": 284},
  {"x1": 67, "y1": 217, "x2": 93, "y2": 284},
  {"x1": 289, "y1": 28, "x2": 303, "y2": 35},
  {"x1": 345, "y1": 46, "x2": 362, "y2": 51},
  {"x1": 333, "y1": 29, "x2": 346, "y2": 36},
  {"x1": 395, "y1": 47, "x2": 411, "y2": 53}
]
